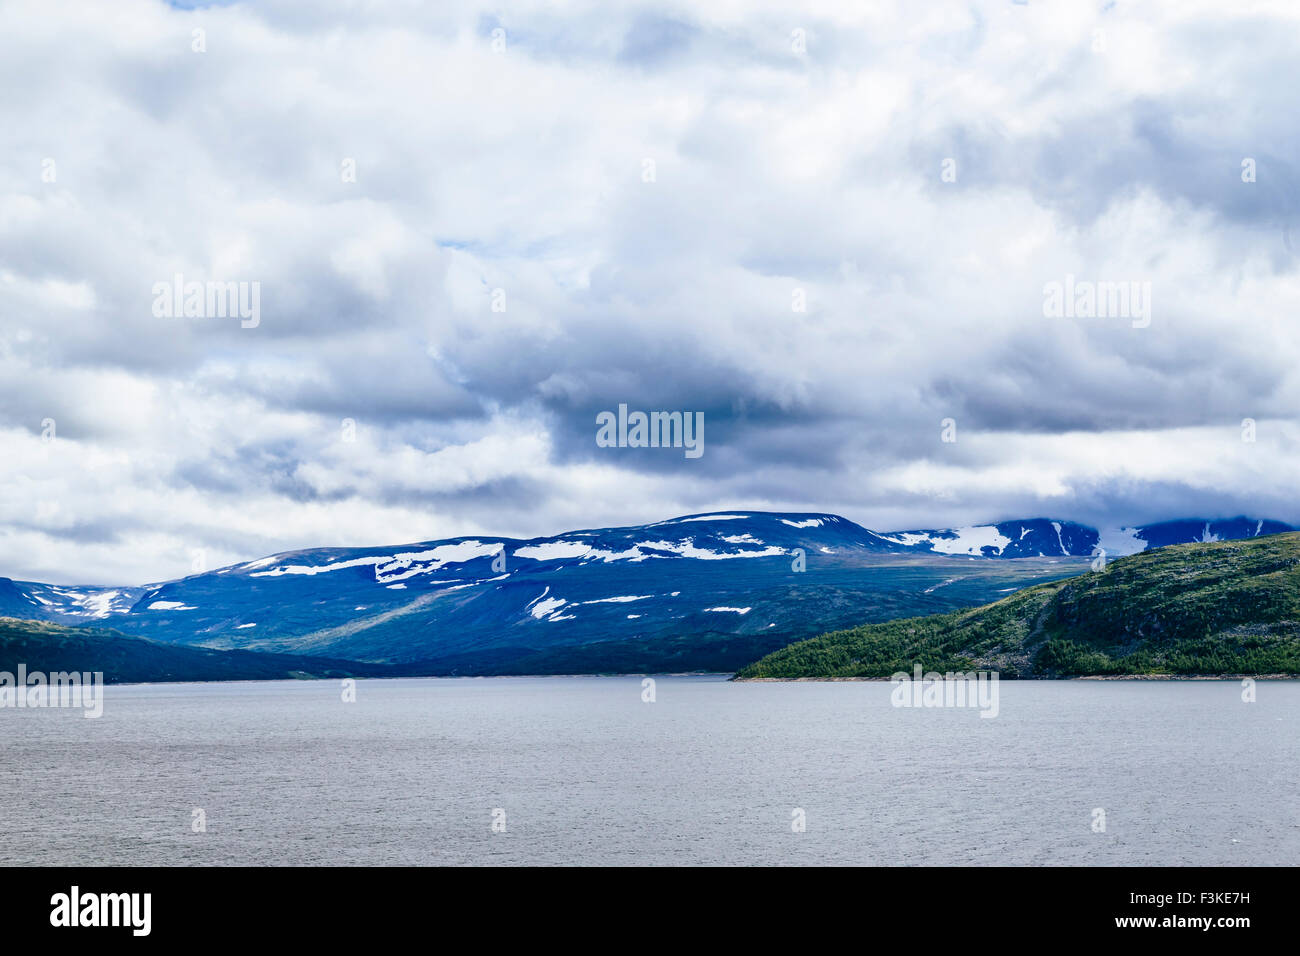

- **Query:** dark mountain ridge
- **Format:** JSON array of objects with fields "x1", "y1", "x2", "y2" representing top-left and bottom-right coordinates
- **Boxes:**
[{"x1": 0, "y1": 511, "x2": 1289, "y2": 676}]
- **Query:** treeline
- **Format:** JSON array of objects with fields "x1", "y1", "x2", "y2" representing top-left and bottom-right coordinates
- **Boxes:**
[{"x1": 736, "y1": 533, "x2": 1300, "y2": 679}]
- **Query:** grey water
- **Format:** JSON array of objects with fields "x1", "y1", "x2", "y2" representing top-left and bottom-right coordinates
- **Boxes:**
[{"x1": 2, "y1": 676, "x2": 1296, "y2": 865}]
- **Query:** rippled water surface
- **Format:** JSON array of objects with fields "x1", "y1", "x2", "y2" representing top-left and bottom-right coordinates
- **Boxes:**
[{"x1": 2, "y1": 676, "x2": 1296, "y2": 865}]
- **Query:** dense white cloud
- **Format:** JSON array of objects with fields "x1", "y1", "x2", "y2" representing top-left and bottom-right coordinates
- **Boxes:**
[{"x1": 3, "y1": 0, "x2": 1300, "y2": 583}]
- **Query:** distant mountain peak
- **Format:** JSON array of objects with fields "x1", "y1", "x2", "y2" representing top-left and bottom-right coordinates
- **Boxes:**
[{"x1": 0, "y1": 510, "x2": 1291, "y2": 677}]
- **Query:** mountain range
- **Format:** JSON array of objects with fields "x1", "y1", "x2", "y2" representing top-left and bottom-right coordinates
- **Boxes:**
[
  {"x1": 738, "y1": 532, "x2": 1300, "y2": 679},
  {"x1": 0, "y1": 512, "x2": 1291, "y2": 677}
]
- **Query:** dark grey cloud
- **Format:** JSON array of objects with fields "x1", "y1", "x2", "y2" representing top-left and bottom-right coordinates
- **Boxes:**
[{"x1": 4, "y1": 0, "x2": 1300, "y2": 583}]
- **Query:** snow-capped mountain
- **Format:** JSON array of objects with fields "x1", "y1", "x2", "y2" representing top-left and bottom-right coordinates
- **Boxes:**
[
  {"x1": 881, "y1": 516, "x2": 1293, "y2": 559},
  {"x1": 0, "y1": 512, "x2": 1290, "y2": 674}
]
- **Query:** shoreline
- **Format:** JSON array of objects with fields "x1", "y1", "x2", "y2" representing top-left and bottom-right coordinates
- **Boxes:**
[{"x1": 734, "y1": 673, "x2": 1298, "y2": 682}]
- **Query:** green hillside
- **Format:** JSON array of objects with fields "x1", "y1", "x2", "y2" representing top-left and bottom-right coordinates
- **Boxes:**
[
  {"x1": 0, "y1": 617, "x2": 393, "y2": 684},
  {"x1": 735, "y1": 533, "x2": 1300, "y2": 679}
]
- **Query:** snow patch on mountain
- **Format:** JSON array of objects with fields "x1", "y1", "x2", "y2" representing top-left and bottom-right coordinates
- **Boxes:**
[
  {"x1": 1051, "y1": 522, "x2": 1067, "y2": 555},
  {"x1": 375, "y1": 542, "x2": 501, "y2": 582},
  {"x1": 876, "y1": 532, "x2": 932, "y2": 548},
  {"x1": 250, "y1": 556, "x2": 379, "y2": 578},
  {"x1": 930, "y1": 526, "x2": 1013, "y2": 556},
  {"x1": 248, "y1": 540, "x2": 501, "y2": 582},
  {"x1": 672, "y1": 514, "x2": 750, "y2": 523},
  {"x1": 630, "y1": 539, "x2": 786, "y2": 561},
  {"x1": 70, "y1": 590, "x2": 132, "y2": 618},
  {"x1": 530, "y1": 596, "x2": 567, "y2": 619},
  {"x1": 514, "y1": 541, "x2": 591, "y2": 561},
  {"x1": 923, "y1": 577, "x2": 959, "y2": 594},
  {"x1": 1096, "y1": 527, "x2": 1148, "y2": 556}
]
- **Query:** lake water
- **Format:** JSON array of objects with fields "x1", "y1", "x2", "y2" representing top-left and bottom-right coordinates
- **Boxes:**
[{"x1": 2, "y1": 676, "x2": 1296, "y2": 865}]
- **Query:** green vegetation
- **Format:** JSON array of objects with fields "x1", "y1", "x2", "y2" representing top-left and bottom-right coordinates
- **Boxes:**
[
  {"x1": 735, "y1": 533, "x2": 1300, "y2": 679},
  {"x1": 0, "y1": 617, "x2": 393, "y2": 683}
]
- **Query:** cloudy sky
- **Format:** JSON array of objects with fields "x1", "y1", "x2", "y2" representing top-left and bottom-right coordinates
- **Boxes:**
[{"x1": 3, "y1": 0, "x2": 1300, "y2": 584}]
